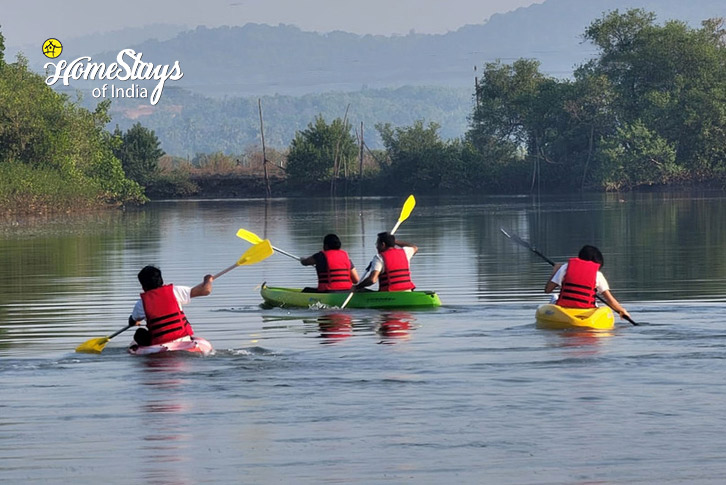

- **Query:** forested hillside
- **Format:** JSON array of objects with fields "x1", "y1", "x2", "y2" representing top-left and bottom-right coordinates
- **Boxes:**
[{"x1": 101, "y1": 85, "x2": 472, "y2": 157}]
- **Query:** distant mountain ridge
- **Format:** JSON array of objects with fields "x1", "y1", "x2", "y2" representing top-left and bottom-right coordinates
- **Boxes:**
[
  {"x1": 11, "y1": 0, "x2": 726, "y2": 155},
  {"x1": 65, "y1": 0, "x2": 726, "y2": 98}
]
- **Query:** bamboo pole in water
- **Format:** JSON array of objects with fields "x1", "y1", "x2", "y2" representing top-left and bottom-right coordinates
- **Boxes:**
[
  {"x1": 359, "y1": 121, "x2": 364, "y2": 181},
  {"x1": 258, "y1": 98, "x2": 271, "y2": 198}
]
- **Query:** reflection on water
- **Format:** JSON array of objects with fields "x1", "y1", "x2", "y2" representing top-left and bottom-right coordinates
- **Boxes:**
[
  {"x1": 261, "y1": 309, "x2": 417, "y2": 345},
  {"x1": 3, "y1": 193, "x2": 726, "y2": 483},
  {"x1": 542, "y1": 327, "x2": 616, "y2": 358},
  {"x1": 317, "y1": 312, "x2": 353, "y2": 342},
  {"x1": 136, "y1": 356, "x2": 194, "y2": 484},
  {"x1": 377, "y1": 311, "x2": 413, "y2": 343}
]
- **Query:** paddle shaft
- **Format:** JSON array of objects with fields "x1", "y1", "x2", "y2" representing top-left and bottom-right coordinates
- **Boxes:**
[
  {"x1": 109, "y1": 325, "x2": 135, "y2": 340},
  {"x1": 213, "y1": 265, "x2": 237, "y2": 279},
  {"x1": 272, "y1": 246, "x2": 301, "y2": 261},
  {"x1": 236, "y1": 229, "x2": 300, "y2": 260},
  {"x1": 500, "y1": 229, "x2": 638, "y2": 326}
]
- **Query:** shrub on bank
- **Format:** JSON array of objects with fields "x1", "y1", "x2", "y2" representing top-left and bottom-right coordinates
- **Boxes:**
[{"x1": 0, "y1": 162, "x2": 107, "y2": 213}]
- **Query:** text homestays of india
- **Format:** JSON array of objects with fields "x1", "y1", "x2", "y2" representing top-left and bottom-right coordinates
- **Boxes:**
[{"x1": 44, "y1": 49, "x2": 184, "y2": 105}]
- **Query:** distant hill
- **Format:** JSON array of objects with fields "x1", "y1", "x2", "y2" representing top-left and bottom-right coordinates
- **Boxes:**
[
  {"x1": 100, "y1": 85, "x2": 473, "y2": 157},
  {"x1": 6, "y1": 23, "x2": 189, "y2": 71},
  {"x1": 45, "y1": 0, "x2": 726, "y2": 98},
  {"x1": 15, "y1": 0, "x2": 726, "y2": 155}
]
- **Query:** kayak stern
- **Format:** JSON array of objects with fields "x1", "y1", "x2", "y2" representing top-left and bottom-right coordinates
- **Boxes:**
[{"x1": 535, "y1": 304, "x2": 615, "y2": 330}]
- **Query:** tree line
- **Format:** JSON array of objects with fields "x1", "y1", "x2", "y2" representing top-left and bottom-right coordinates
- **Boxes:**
[
  {"x1": 0, "y1": 27, "x2": 158, "y2": 213},
  {"x1": 278, "y1": 9, "x2": 726, "y2": 194},
  {"x1": 0, "y1": 25, "x2": 184, "y2": 213}
]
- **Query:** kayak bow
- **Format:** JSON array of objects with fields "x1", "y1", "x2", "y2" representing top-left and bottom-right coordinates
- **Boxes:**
[{"x1": 128, "y1": 336, "x2": 214, "y2": 356}]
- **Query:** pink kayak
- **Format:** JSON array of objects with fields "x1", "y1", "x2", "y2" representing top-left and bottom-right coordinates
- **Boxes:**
[{"x1": 128, "y1": 336, "x2": 214, "y2": 356}]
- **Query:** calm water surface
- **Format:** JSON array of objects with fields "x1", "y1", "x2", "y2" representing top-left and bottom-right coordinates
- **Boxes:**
[{"x1": 2, "y1": 193, "x2": 726, "y2": 484}]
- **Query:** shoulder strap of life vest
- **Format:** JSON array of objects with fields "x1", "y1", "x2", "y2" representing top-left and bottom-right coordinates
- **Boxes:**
[
  {"x1": 557, "y1": 258, "x2": 599, "y2": 308},
  {"x1": 316, "y1": 249, "x2": 353, "y2": 291},
  {"x1": 379, "y1": 248, "x2": 415, "y2": 291},
  {"x1": 140, "y1": 284, "x2": 193, "y2": 344}
]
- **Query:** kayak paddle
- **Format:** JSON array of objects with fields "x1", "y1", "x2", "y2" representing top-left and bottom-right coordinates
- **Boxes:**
[
  {"x1": 75, "y1": 239, "x2": 274, "y2": 354},
  {"x1": 213, "y1": 239, "x2": 274, "y2": 278},
  {"x1": 500, "y1": 228, "x2": 638, "y2": 325},
  {"x1": 236, "y1": 228, "x2": 301, "y2": 261},
  {"x1": 75, "y1": 324, "x2": 135, "y2": 354},
  {"x1": 341, "y1": 195, "x2": 416, "y2": 309}
]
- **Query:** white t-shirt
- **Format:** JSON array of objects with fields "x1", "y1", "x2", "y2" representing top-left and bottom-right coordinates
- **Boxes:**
[
  {"x1": 131, "y1": 285, "x2": 192, "y2": 322},
  {"x1": 550, "y1": 263, "x2": 610, "y2": 293},
  {"x1": 368, "y1": 246, "x2": 416, "y2": 273}
]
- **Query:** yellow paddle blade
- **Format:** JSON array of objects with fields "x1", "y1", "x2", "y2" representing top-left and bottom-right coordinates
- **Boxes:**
[
  {"x1": 75, "y1": 336, "x2": 110, "y2": 354},
  {"x1": 236, "y1": 228, "x2": 264, "y2": 244},
  {"x1": 390, "y1": 194, "x2": 416, "y2": 235},
  {"x1": 237, "y1": 239, "x2": 274, "y2": 265},
  {"x1": 399, "y1": 195, "x2": 416, "y2": 222}
]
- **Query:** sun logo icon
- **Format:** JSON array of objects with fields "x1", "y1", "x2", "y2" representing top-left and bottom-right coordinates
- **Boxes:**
[{"x1": 42, "y1": 38, "x2": 63, "y2": 58}]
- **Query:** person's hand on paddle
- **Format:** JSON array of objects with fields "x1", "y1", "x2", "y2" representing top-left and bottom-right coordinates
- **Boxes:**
[
  {"x1": 599, "y1": 290, "x2": 630, "y2": 321},
  {"x1": 191, "y1": 274, "x2": 214, "y2": 298}
]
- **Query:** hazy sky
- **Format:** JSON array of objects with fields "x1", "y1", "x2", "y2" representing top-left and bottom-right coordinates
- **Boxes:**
[{"x1": 3, "y1": 0, "x2": 545, "y2": 46}]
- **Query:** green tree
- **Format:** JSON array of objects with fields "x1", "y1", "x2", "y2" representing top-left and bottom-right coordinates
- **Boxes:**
[
  {"x1": 0, "y1": 26, "x2": 5, "y2": 66},
  {"x1": 463, "y1": 10, "x2": 726, "y2": 191},
  {"x1": 595, "y1": 120, "x2": 681, "y2": 190},
  {"x1": 286, "y1": 115, "x2": 357, "y2": 183},
  {"x1": 469, "y1": 59, "x2": 582, "y2": 191},
  {"x1": 583, "y1": 10, "x2": 726, "y2": 180},
  {"x1": 113, "y1": 122, "x2": 165, "y2": 185},
  {"x1": 377, "y1": 120, "x2": 460, "y2": 191},
  {"x1": 0, "y1": 41, "x2": 144, "y2": 210}
]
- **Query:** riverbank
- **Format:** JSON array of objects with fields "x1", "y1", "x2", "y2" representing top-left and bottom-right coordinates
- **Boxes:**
[{"x1": 3, "y1": 172, "x2": 724, "y2": 219}]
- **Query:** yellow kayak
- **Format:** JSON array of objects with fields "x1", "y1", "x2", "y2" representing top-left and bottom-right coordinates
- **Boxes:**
[{"x1": 535, "y1": 304, "x2": 615, "y2": 330}]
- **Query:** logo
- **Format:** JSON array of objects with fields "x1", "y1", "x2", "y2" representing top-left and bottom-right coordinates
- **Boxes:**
[
  {"x1": 42, "y1": 38, "x2": 63, "y2": 58},
  {"x1": 44, "y1": 49, "x2": 184, "y2": 105}
]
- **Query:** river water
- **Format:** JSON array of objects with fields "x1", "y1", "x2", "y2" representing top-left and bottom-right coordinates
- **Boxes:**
[{"x1": 2, "y1": 193, "x2": 726, "y2": 484}]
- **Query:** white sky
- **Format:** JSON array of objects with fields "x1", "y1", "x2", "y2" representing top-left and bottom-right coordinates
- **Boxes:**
[{"x1": 2, "y1": 0, "x2": 545, "y2": 46}]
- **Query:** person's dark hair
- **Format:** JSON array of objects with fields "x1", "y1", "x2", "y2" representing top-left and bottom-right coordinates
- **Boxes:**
[
  {"x1": 377, "y1": 231, "x2": 396, "y2": 248},
  {"x1": 138, "y1": 265, "x2": 164, "y2": 291},
  {"x1": 323, "y1": 233, "x2": 342, "y2": 250},
  {"x1": 578, "y1": 245, "x2": 604, "y2": 267}
]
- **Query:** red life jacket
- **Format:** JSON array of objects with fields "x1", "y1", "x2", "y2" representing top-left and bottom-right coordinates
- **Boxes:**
[
  {"x1": 140, "y1": 285, "x2": 194, "y2": 345},
  {"x1": 316, "y1": 249, "x2": 353, "y2": 291},
  {"x1": 556, "y1": 258, "x2": 599, "y2": 308},
  {"x1": 379, "y1": 248, "x2": 415, "y2": 292}
]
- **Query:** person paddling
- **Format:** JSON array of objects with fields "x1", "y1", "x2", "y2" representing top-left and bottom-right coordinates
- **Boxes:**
[
  {"x1": 544, "y1": 245, "x2": 631, "y2": 321},
  {"x1": 355, "y1": 231, "x2": 417, "y2": 292},
  {"x1": 128, "y1": 266, "x2": 214, "y2": 349},
  {"x1": 300, "y1": 233, "x2": 359, "y2": 292}
]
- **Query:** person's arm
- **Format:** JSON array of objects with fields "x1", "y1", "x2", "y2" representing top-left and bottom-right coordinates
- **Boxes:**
[
  {"x1": 350, "y1": 267, "x2": 360, "y2": 284},
  {"x1": 544, "y1": 263, "x2": 564, "y2": 293},
  {"x1": 190, "y1": 274, "x2": 214, "y2": 298},
  {"x1": 599, "y1": 290, "x2": 631, "y2": 320},
  {"x1": 355, "y1": 255, "x2": 382, "y2": 289},
  {"x1": 395, "y1": 240, "x2": 418, "y2": 255},
  {"x1": 300, "y1": 255, "x2": 317, "y2": 266},
  {"x1": 129, "y1": 299, "x2": 145, "y2": 326},
  {"x1": 356, "y1": 269, "x2": 380, "y2": 289}
]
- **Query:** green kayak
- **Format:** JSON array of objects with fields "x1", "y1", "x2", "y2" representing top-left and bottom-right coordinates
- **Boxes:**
[{"x1": 260, "y1": 283, "x2": 442, "y2": 309}]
